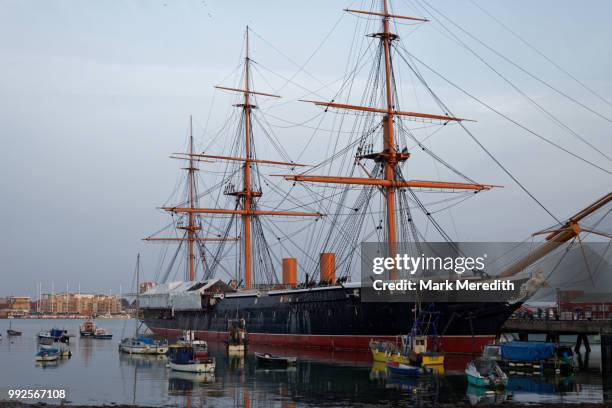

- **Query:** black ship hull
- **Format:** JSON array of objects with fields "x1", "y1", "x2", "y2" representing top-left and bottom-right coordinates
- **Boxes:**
[{"x1": 142, "y1": 285, "x2": 521, "y2": 353}]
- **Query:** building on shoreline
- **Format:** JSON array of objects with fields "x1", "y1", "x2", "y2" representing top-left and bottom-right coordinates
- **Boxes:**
[
  {"x1": 36, "y1": 292, "x2": 122, "y2": 316},
  {"x1": 9, "y1": 296, "x2": 31, "y2": 315},
  {"x1": 0, "y1": 296, "x2": 32, "y2": 318}
]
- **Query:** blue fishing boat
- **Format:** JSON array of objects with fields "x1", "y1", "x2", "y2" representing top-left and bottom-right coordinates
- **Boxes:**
[
  {"x1": 39, "y1": 328, "x2": 69, "y2": 343},
  {"x1": 168, "y1": 345, "x2": 215, "y2": 373}
]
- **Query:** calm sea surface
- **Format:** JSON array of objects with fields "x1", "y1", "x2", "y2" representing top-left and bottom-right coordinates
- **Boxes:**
[{"x1": 0, "y1": 319, "x2": 609, "y2": 407}]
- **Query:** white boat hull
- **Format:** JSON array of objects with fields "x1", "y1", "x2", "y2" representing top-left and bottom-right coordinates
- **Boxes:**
[
  {"x1": 35, "y1": 354, "x2": 59, "y2": 362},
  {"x1": 168, "y1": 361, "x2": 215, "y2": 373},
  {"x1": 119, "y1": 344, "x2": 168, "y2": 355}
]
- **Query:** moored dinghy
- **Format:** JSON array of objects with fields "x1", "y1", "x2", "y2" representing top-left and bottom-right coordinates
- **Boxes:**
[
  {"x1": 41, "y1": 343, "x2": 72, "y2": 358},
  {"x1": 93, "y1": 328, "x2": 113, "y2": 339},
  {"x1": 7, "y1": 321, "x2": 22, "y2": 336},
  {"x1": 35, "y1": 347, "x2": 60, "y2": 362},
  {"x1": 255, "y1": 352, "x2": 297, "y2": 366},
  {"x1": 466, "y1": 358, "x2": 508, "y2": 388}
]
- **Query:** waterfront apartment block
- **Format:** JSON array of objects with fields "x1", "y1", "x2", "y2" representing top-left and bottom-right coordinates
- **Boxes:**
[{"x1": 36, "y1": 292, "x2": 122, "y2": 316}]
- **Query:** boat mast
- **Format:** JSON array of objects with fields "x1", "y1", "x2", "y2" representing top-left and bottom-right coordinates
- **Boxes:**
[
  {"x1": 135, "y1": 253, "x2": 140, "y2": 337},
  {"x1": 277, "y1": 0, "x2": 501, "y2": 280},
  {"x1": 187, "y1": 116, "x2": 197, "y2": 281},
  {"x1": 381, "y1": 0, "x2": 397, "y2": 263},
  {"x1": 165, "y1": 27, "x2": 322, "y2": 289},
  {"x1": 243, "y1": 26, "x2": 254, "y2": 289},
  {"x1": 145, "y1": 116, "x2": 238, "y2": 281}
]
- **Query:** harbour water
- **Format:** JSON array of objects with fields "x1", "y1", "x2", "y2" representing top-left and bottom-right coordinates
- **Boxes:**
[{"x1": 0, "y1": 319, "x2": 609, "y2": 406}]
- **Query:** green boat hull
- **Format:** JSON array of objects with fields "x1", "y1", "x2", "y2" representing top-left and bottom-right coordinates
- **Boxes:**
[{"x1": 467, "y1": 374, "x2": 490, "y2": 388}]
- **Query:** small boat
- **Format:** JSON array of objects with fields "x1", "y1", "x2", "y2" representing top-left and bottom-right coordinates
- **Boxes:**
[
  {"x1": 370, "y1": 337, "x2": 444, "y2": 366},
  {"x1": 35, "y1": 348, "x2": 60, "y2": 362},
  {"x1": 386, "y1": 361, "x2": 431, "y2": 376},
  {"x1": 255, "y1": 352, "x2": 297, "y2": 366},
  {"x1": 7, "y1": 321, "x2": 22, "y2": 336},
  {"x1": 119, "y1": 336, "x2": 169, "y2": 355},
  {"x1": 93, "y1": 328, "x2": 113, "y2": 339},
  {"x1": 465, "y1": 358, "x2": 508, "y2": 389},
  {"x1": 39, "y1": 328, "x2": 69, "y2": 343},
  {"x1": 38, "y1": 331, "x2": 53, "y2": 341},
  {"x1": 167, "y1": 345, "x2": 215, "y2": 373},
  {"x1": 370, "y1": 307, "x2": 445, "y2": 368},
  {"x1": 41, "y1": 343, "x2": 71, "y2": 358},
  {"x1": 79, "y1": 319, "x2": 96, "y2": 337},
  {"x1": 483, "y1": 342, "x2": 574, "y2": 375},
  {"x1": 225, "y1": 319, "x2": 248, "y2": 354},
  {"x1": 119, "y1": 255, "x2": 168, "y2": 355}
]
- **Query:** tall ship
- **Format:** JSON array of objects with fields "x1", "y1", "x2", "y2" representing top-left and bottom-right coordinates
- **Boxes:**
[{"x1": 139, "y1": 1, "x2": 611, "y2": 353}]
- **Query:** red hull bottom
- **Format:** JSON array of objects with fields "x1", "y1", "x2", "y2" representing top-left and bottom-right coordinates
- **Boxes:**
[{"x1": 149, "y1": 327, "x2": 494, "y2": 354}]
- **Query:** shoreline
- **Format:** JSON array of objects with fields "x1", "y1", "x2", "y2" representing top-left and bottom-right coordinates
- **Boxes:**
[
  {"x1": 2, "y1": 401, "x2": 612, "y2": 408},
  {"x1": 0, "y1": 316, "x2": 132, "y2": 320}
]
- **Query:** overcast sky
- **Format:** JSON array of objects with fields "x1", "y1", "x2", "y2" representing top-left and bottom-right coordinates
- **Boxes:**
[{"x1": 1, "y1": 0, "x2": 611, "y2": 297}]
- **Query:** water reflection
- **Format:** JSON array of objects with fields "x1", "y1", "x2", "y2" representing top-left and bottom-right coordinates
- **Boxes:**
[
  {"x1": 0, "y1": 319, "x2": 608, "y2": 407},
  {"x1": 577, "y1": 351, "x2": 591, "y2": 371},
  {"x1": 466, "y1": 385, "x2": 509, "y2": 405},
  {"x1": 466, "y1": 375, "x2": 604, "y2": 406},
  {"x1": 168, "y1": 371, "x2": 216, "y2": 395}
]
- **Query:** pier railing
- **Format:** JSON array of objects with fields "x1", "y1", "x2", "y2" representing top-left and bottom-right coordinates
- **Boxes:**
[{"x1": 503, "y1": 318, "x2": 612, "y2": 335}]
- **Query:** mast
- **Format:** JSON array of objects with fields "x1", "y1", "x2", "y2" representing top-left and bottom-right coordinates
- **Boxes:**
[
  {"x1": 243, "y1": 26, "x2": 253, "y2": 289},
  {"x1": 187, "y1": 115, "x2": 196, "y2": 281},
  {"x1": 135, "y1": 253, "x2": 140, "y2": 337},
  {"x1": 166, "y1": 27, "x2": 322, "y2": 289},
  {"x1": 274, "y1": 1, "x2": 504, "y2": 280},
  {"x1": 381, "y1": 0, "x2": 397, "y2": 263},
  {"x1": 145, "y1": 116, "x2": 239, "y2": 281}
]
